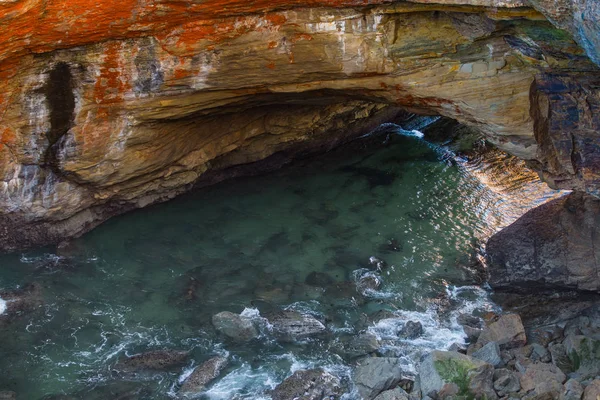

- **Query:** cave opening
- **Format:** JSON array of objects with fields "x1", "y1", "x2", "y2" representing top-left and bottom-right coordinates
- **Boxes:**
[{"x1": 44, "y1": 62, "x2": 75, "y2": 168}]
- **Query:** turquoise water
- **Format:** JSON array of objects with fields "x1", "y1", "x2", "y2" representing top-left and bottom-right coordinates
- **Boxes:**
[{"x1": 0, "y1": 128, "x2": 562, "y2": 399}]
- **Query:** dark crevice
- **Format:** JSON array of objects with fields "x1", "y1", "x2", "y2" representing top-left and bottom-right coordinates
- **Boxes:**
[{"x1": 43, "y1": 62, "x2": 75, "y2": 172}]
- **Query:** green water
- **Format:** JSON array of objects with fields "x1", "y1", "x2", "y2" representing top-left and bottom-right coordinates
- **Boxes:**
[{"x1": 0, "y1": 129, "x2": 562, "y2": 399}]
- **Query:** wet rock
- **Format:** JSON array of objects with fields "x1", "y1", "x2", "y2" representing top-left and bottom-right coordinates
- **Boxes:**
[
  {"x1": 472, "y1": 342, "x2": 503, "y2": 367},
  {"x1": 305, "y1": 271, "x2": 334, "y2": 287},
  {"x1": 357, "y1": 274, "x2": 381, "y2": 293},
  {"x1": 115, "y1": 349, "x2": 189, "y2": 372},
  {"x1": 353, "y1": 357, "x2": 407, "y2": 400},
  {"x1": 179, "y1": 356, "x2": 228, "y2": 395},
  {"x1": 583, "y1": 380, "x2": 600, "y2": 400},
  {"x1": 0, "y1": 283, "x2": 43, "y2": 325},
  {"x1": 212, "y1": 311, "x2": 258, "y2": 342},
  {"x1": 476, "y1": 314, "x2": 526, "y2": 351},
  {"x1": 419, "y1": 351, "x2": 495, "y2": 400},
  {"x1": 0, "y1": 392, "x2": 16, "y2": 400},
  {"x1": 325, "y1": 281, "x2": 365, "y2": 307},
  {"x1": 487, "y1": 192, "x2": 600, "y2": 293},
  {"x1": 339, "y1": 332, "x2": 379, "y2": 359},
  {"x1": 398, "y1": 321, "x2": 423, "y2": 340},
  {"x1": 369, "y1": 310, "x2": 398, "y2": 324},
  {"x1": 493, "y1": 368, "x2": 520, "y2": 396},
  {"x1": 463, "y1": 326, "x2": 483, "y2": 343},
  {"x1": 271, "y1": 369, "x2": 343, "y2": 400},
  {"x1": 448, "y1": 343, "x2": 467, "y2": 354},
  {"x1": 372, "y1": 387, "x2": 409, "y2": 400},
  {"x1": 560, "y1": 379, "x2": 584, "y2": 400},
  {"x1": 520, "y1": 363, "x2": 566, "y2": 394},
  {"x1": 266, "y1": 310, "x2": 326, "y2": 342},
  {"x1": 367, "y1": 257, "x2": 387, "y2": 272}
]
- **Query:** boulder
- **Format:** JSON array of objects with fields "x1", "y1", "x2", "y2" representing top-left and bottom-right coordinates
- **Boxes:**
[
  {"x1": 357, "y1": 275, "x2": 382, "y2": 293},
  {"x1": 271, "y1": 369, "x2": 343, "y2": 400},
  {"x1": 372, "y1": 387, "x2": 409, "y2": 400},
  {"x1": 493, "y1": 368, "x2": 520, "y2": 396},
  {"x1": 487, "y1": 192, "x2": 600, "y2": 293},
  {"x1": 520, "y1": 363, "x2": 566, "y2": 395},
  {"x1": 398, "y1": 321, "x2": 423, "y2": 340},
  {"x1": 353, "y1": 357, "x2": 406, "y2": 400},
  {"x1": 212, "y1": 311, "x2": 259, "y2": 342},
  {"x1": 559, "y1": 379, "x2": 584, "y2": 400},
  {"x1": 476, "y1": 314, "x2": 526, "y2": 350},
  {"x1": 563, "y1": 334, "x2": 600, "y2": 379},
  {"x1": 179, "y1": 356, "x2": 228, "y2": 395},
  {"x1": 115, "y1": 349, "x2": 189, "y2": 372},
  {"x1": 418, "y1": 351, "x2": 495, "y2": 400},
  {"x1": 472, "y1": 342, "x2": 503, "y2": 367},
  {"x1": 266, "y1": 310, "x2": 327, "y2": 342},
  {"x1": 339, "y1": 332, "x2": 380, "y2": 359},
  {"x1": 583, "y1": 380, "x2": 600, "y2": 400},
  {"x1": 549, "y1": 343, "x2": 575, "y2": 374}
]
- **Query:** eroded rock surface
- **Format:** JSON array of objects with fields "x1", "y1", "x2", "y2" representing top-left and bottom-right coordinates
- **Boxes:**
[
  {"x1": 487, "y1": 192, "x2": 600, "y2": 293},
  {"x1": 0, "y1": 0, "x2": 599, "y2": 250}
]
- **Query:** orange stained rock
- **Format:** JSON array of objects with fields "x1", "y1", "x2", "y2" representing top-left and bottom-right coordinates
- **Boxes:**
[
  {"x1": 93, "y1": 42, "x2": 132, "y2": 119},
  {"x1": 0, "y1": 0, "x2": 392, "y2": 63}
]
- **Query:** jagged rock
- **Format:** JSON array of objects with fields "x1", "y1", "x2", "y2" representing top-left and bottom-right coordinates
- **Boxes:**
[
  {"x1": 472, "y1": 342, "x2": 503, "y2": 367},
  {"x1": 179, "y1": 356, "x2": 228, "y2": 395},
  {"x1": 560, "y1": 379, "x2": 584, "y2": 400},
  {"x1": 493, "y1": 368, "x2": 521, "y2": 396},
  {"x1": 211, "y1": 311, "x2": 259, "y2": 342},
  {"x1": 271, "y1": 369, "x2": 343, "y2": 400},
  {"x1": 476, "y1": 314, "x2": 526, "y2": 351},
  {"x1": 372, "y1": 387, "x2": 409, "y2": 400},
  {"x1": 487, "y1": 192, "x2": 600, "y2": 293},
  {"x1": 398, "y1": 321, "x2": 424, "y2": 340},
  {"x1": 583, "y1": 380, "x2": 600, "y2": 400},
  {"x1": 353, "y1": 357, "x2": 407, "y2": 400},
  {"x1": 114, "y1": 349, "x2": 189, "y2": 372},
  {"x1": 530, "y1": 344, "x2": 551, "y2": 363},
  {"x1": 418, "y1": 351, "x2": 495, "y2": 400},
  {"x1": 266, "y1": 310, "x2": 326, "y2": 342},
  {"x1": 520, "y1": 363, "x2": 567, "y2": 394}
]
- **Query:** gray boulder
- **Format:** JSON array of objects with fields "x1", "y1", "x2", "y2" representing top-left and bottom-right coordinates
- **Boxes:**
[
  {"x1": 493, "y1": 368, "x2": 520, "y2": 396},
  {"x1": 353, "y1": 357, "x2": 407, "y2": 400},
  {"x1": 339, "y1": 332, "x2": 380, "y2": 359},
  {"x1": 212, "y1": 311, "x2": 259, "y2": 342},
  {"x1": 267, "y1": 310, "x2": 327, "y2": 342},
  {"x1": 560, "y1": 378, "x2": 584, "y2": 400},
  {"x1": 179, "y1": 356, "x2": 228, "y2": 395},
  {"x1": 271, "y1": 369, "x2": 343, "y2": 400},
  {"x1": 418, "y1": 351, "x2": 496, "y2": 400},
  {"x1": 472, "y1": 342, "x2": 503, "y2": 367},
  {"x1": 372, "y1": 387, "x2": 410, "y2": 400}
]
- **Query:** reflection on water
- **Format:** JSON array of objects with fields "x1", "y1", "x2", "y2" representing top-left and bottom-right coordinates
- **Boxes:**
[{"x1": 0, "y1": 128, "x2": 563, "y2": 399}]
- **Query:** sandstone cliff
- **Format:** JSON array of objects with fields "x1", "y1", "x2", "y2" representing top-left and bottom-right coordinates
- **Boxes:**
[{"x1": 0, "y1": 0, "x2": 599, "y2": 250}]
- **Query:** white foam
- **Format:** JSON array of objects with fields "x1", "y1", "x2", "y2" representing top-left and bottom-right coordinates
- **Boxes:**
[{"x1": 0, "y1": 297, "x2": 6, "y2": 315}]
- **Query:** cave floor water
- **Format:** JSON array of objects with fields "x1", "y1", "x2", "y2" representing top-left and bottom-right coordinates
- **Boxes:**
[{"x1": 0, "y1": 128, "x2": 564, "y2": 399}]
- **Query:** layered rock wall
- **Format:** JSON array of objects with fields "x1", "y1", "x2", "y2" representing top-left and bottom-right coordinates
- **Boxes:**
[{"x1": 0, "y1": 0, "x2": 599, "y2": 250}]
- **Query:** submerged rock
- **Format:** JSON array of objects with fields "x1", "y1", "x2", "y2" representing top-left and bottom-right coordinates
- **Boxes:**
[
  {"x1": 353, "y1": 357, "x2": 409, "y2": 400},
  {"x1": 0, "y1": 392, "x2": 16, "y2": 400},
  {"x1": 271, "y1": 369, "x2": 343, "y2": 400},
  {"x1": 179, "y1": 356, "x2": 228, "y2": 395},
  {"x1": 305, "y1": 271, "x2": 334, "y2": 287},
  {"x1": 266, "y1": 310, "x2": 326, "y2": 342},
  {"x1": 114, "y1": 349, "x2": 189, "y2": 372},
  {"x1": 212, "y1": 311, "x2": 259, "y2": 342}
]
